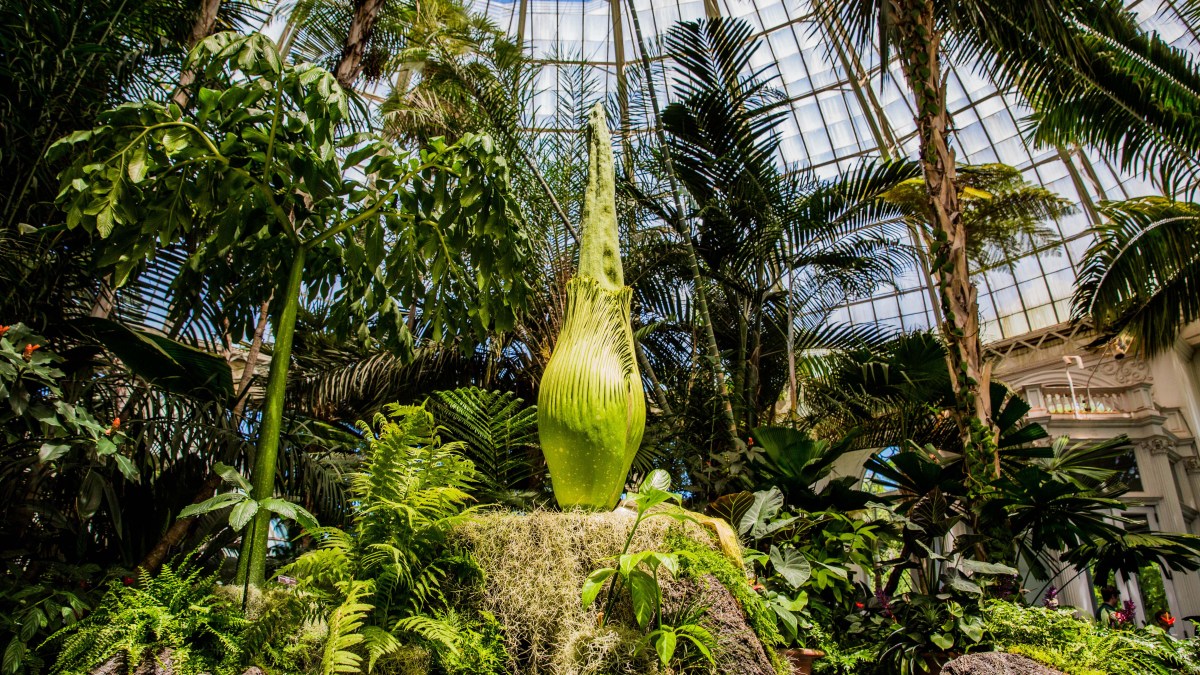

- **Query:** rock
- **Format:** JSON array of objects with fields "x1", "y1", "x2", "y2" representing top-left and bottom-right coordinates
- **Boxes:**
[
  {"x1": 132, "y1": 649, "x2": 175, "y2": 675},
  {"x1": 660, "y1": 574, "x2": 777, "y2": 675},
  {"x1": 941, "y1": 652, "x2": 1066, "y2": 675},
  {"x1": 241, "y1": 668, "x2": 266, "y2": 675},
  {"x1": 90, "y1": 655, "x2": 126, "y2": 675}
]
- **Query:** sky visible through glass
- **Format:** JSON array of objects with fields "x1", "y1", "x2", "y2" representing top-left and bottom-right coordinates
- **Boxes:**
[{"x1": 457, "y1": 0, "x2": 1194, "y2": 343}]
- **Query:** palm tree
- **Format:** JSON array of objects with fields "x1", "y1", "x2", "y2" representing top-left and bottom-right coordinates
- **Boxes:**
[
  {"x1": 813, "y1": 0, "x2": 1116, "y2": 479},
  {"x1": 885, "y1": 163, "x2": 1075, "y2": 273},
  {"x1": 624, "y1": 19, "x2": 919, "y2": 492},
  {"x1": 1072, "y1": 198, "x2": 1200, "y2": 356},
  {"x1": 984, "y1": 1, "x2": 1200, "y2": 199}
]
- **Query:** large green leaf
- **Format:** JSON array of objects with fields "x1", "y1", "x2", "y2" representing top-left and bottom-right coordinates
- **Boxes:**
[
  {"x1": 64, "y1": 317, "x2": 233, "y2": 402},
  {"x1": 768, "y1": 544, "x2": 812, "y2": 590}
]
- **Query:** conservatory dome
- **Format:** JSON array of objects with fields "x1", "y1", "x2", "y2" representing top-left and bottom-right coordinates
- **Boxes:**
[{"x1": 459, "y1": 0, "x2": 1188, "y2": 343}]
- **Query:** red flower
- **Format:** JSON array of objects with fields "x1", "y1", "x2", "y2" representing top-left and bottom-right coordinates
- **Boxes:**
[
  {"x1": 752, "y1": 583, "x2": 765, "y2": 592},
  {"x1": 0, "y1": 326, "x2": 9, "y2": 338},
  {"x1": 855, "y1": 601, "x2": 865, "y2": 609},
  {"x1": 121, "y1": 576, "x2": 135, "y2": 586},
  {"x1": 22, "y1": 343, "x2": 40, "y2": 361},
  {"x1": 105, "y1": 417, "x2": 121, "y2": 436}
]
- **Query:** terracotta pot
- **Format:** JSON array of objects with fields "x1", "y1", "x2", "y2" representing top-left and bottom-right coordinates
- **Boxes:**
[{"x1": 781, "y1": 648, "x2": 826, "y2": 675}]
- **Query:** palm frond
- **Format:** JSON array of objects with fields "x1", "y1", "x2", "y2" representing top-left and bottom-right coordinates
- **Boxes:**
[{"x1": 1072, "y1": 197, "x2": 1200, "y2": 355}]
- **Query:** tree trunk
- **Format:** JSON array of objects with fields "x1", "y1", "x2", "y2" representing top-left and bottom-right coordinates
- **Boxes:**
[
  {"x1": 172, "y1": 0, "x2": 223, "y2": 109},
  {"x1": 627, "y1": 5, "x2": 744, "y2": 456},
  {"x1": 237, "y1": 248, "x2": 306, "y2": 586},
  {"x1": 334, "y1": 0, "x2": 388, "y2": 90},
  {"x1": 892, "y1": 0, "x2": 995, "y2": 478}
]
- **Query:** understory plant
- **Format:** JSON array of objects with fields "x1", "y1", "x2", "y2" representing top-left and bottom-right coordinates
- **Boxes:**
[
  {"x1": 279, "y1": 403, "x2": 503, "y2": 675},
  {"x1": 582, "y1": 470, "x2": 715, "y2": 670},
  {"x1": 980, "y1": 600, "x2": 1200, "y2": 675},
  {"x1": 47, "y1": 558, "x2": 245, "y2": 675}
]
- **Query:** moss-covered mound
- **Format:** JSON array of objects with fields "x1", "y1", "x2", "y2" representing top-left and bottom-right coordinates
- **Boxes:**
[{"x1": 449, "y1": 510, "x2": 784, "y2": 675}]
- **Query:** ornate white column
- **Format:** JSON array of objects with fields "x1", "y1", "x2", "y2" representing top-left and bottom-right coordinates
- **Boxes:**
[{"x1": 1135, "y1": 437, "x2": 1200, "y2": 633}]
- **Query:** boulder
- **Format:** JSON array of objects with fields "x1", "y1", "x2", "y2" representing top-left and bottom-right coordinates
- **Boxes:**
[{"x1": 941, "y1": 652, "x2": 1067, "y2": 675}]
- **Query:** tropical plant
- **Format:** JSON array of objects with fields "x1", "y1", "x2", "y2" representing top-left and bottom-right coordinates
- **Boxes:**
[
  {"x1": 981, "y1": 600, "x2": 1200, "y2": 675},
  {"x1": 749, "y1": 427, "x2": 869, "y2": 511},
  {"x1": 1072, "y1": 198, "x2": 1200, "y2": 356},
  {"x1": 0, "y1": 563, "x2": 97, "y2": 675},
  {"x1": 539, "y1": 104, "x2": 646, "y2": 511},
  {"x1": 987, "y1": 0, "x2": 1200, "y2": 199},
  {"x1": 624, "y1": 18, "x2": 918, "y2": 495},
  {"x1": 47, "y1": 558, "x2": 246, "y2": 675},
  {"x1": 51, "y1": 32, "x2": 531, "y2": 584},
  {"x1": 811, "y1": 0, "x2": 1113, "y2": 481},
  {"x1": 883, "y1": 163, "x2": 1075, "y2": 272},
  {"x1": 581, "y1": 470, "x2": 715, "y2": 670},
  {"x1": 279, "y1": 403, "x2": 483, "y2": 674},
  {"x1": 425, "y1": 387, "x2": 541, "y2": 504}
]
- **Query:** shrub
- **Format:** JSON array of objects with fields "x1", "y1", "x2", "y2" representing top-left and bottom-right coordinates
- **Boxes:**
[
  {"x1": 981, "y1": 600, "x2": 1200, "y2": 675},
  {"x1": 47, "y1": 559, "x2": 245, "y2": 675}
]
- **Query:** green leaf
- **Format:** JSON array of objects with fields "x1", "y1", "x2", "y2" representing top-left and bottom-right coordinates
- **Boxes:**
[
  {"x1": 113, "y1": 454, "x2": 139, "y2": 481},
  {"x1": 178, "y1": 492, "x2": 245, "y2": 519},
  {"x1": 641, "y1": 468, "x2": 672, "y2": 492},
  {"x1": 769, "y1": 545, "x2": 811, "y2": 589},
  {"x1": 653, "y1": 628, "x2": 676, "y2": 666},
  {"x1": 958, "y1": 616, "x2": 984, "y2": 643},
  {"x1": 64, "y1": 317, "x2": 234, "y2": 402},
  {"x1": 127, "y1": 144, "x2": 148, "y2": 183},
  {"x1": 229, "y1": 499, "x2": 259, "y2": 531},
  {"x1": 38, "y1": 443, "x2": 71, "y2": 463},
  {"x1": 772, "y1": 603, "x2": 798, "y2": 641},
  {"x1": 740, "y1": 487, "x2": 784, "y2": 539},
  {"x1": 260, "y1": 497, "x2": 319, "y2": 531},
  {"x1": 581, "y1": 568, "x2": 616, "y2": 609},
  {"x1": 930, "y1": 633, "x2": 954, "y2": 650},
  {"x1": 628, "y1": 569, "x2": 659, "y2": 629},
  {"x1": 214, "y1": 462, "x2": 252, "y2": 491}
]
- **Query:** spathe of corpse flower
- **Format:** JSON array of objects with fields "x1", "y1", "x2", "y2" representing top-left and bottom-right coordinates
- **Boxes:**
[{"x1": 538, "y1": 104, "x2": 646, "y2": 510}]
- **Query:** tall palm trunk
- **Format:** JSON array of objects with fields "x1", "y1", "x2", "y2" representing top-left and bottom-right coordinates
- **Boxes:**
[
  {"x1": 334, "y1": 0, "x2": 388, "y2": 90},
  {"x1": 627, "y1": 7, "x2": 744, "y2": 456},
  {"x1": 172, "y1": 0, "x2": 222, "y2": 108},
  {"x1": 891, "y1": 0, "x2": 995, "y2": 477}
]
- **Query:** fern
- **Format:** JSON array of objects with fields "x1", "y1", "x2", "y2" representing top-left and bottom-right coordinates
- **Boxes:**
[
  {"x1": 322, "y1": 582, "x2": 374, "y2": 675},
  {"x1": 425, "y1": 387, "x2": 539, "y2": 500},
  {"x1": 279, "y1": 403, "x2": 483, "y2": 674},
  {"x1": 47, "y1": 558, "x2": 246, "y2": 675}
]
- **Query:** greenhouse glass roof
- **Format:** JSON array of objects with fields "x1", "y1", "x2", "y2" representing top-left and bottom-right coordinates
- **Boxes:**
[{"x1": 457, "y1": 0, "x2": 1194, "y2": 343}]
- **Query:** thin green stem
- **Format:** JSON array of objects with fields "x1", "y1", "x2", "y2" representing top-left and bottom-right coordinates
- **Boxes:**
[{"x1": 236, "y1": 246, "x2": 306, "y2": 586}]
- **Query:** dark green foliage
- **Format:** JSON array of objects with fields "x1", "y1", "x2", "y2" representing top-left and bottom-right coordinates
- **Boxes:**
[
  {"x1": 48, "y1": 559, "x2": 246, "y2": 675},
  {"x1": 0, "y1": 563, "x2": 97, "y2": 675},
  {"x1": 425, "y1": 387, "x2": 542, "y2": 503},
  {"x1": 1073, "y1": 198, "x2": 1200, "y2": 356}
]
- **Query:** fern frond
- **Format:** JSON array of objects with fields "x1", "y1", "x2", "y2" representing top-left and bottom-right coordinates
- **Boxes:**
[{"x1": 321, "y1": 582, "x2": 375, "y2": 675}]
